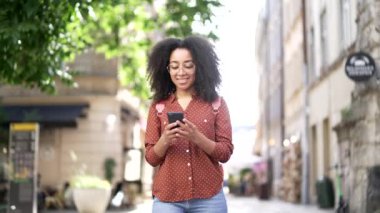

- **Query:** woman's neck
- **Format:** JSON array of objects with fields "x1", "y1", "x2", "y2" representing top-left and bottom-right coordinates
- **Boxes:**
[
  {"x1": 175, "y1": 90, "x2": 193, "y2": 99},
  {"x1": 175, "y1": 90, "x2": 193, "y2": 110}
]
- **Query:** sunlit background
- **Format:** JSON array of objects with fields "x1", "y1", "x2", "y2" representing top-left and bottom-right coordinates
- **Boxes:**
[
  {"x1": 216, "y1": 1, "x2": 261, "y2": 127},
  {"x1": 198, "y1": 0, "x2": 265, "y2": 173}
]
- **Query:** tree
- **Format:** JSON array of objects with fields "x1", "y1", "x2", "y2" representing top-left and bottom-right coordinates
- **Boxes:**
[{"x1": 0, "y1": 0, "x2": 221, "y2": 99}]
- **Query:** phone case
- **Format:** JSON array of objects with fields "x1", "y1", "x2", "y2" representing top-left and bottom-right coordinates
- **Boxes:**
[{"x1": 167, "y1": 112, "x2": 184, "y2": 124}]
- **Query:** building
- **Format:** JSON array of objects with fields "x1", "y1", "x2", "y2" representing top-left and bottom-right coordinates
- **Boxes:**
[
  {"x1": 257, "y1": 0, "x2": 380, "y2": 210},
  {"x1": 281, "y1": 0, "x2": 308, "y2": 203},
  {"x1": 256, "y1": 0, "x2": 308, "y2": 203},
  {"x1": 333, "y1": 1, "x2": 380, "y2": 212},
  {"x1": 255, "y1": 0, "x2": 284, "y2": 199},
  {"x1": 0, "y1": 50, "x2": 150, "y2": 207},
  {"x1": 303, "y1": 0, "x2": 356, "y2": 204}
]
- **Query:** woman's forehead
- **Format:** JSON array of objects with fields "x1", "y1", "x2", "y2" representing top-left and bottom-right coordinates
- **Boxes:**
[{"x1": 170, "y1": 48, "x2": 193, "y2": 61}]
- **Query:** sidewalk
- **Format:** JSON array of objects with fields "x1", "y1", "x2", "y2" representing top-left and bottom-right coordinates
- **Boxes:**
[
  {"x1": 226, "y1": 194, "x2": 335, "y2": 213},
  {"x1": 128, "y1": 194, "x2": 335, "y2": 213},
  {"x1": 41, "y1": 193, "x2": 335, "y2": 213}
]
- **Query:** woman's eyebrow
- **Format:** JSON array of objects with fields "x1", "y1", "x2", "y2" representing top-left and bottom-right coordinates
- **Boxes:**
[{"x1": 169, "y1": 59, "x2": 193, "y2": 63}]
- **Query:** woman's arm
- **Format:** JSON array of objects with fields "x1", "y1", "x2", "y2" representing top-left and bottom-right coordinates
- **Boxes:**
[
  {"x1": 145, "y1": 104, "x2": 180, "y2": 166},
  {"x1": 176, "y1": 98, "x2": 233, "y2": 163}
]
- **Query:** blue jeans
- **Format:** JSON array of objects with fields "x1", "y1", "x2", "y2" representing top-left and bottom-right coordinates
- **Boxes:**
[{"x1": 152, "y1": 189, "x2": 227, "y2": 213}]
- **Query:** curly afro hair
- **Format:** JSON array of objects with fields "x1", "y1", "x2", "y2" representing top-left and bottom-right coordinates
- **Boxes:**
[{"x1": 147, "y1": 35, "x2": 221, "y2": 103}]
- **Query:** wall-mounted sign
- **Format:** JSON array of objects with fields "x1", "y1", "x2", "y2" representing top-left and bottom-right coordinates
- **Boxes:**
[{"x1": 345, "y1": 52, "x2": 376, "y2": 82}]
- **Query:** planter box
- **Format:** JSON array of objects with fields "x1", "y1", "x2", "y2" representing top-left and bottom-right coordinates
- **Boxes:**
[{"x1": 73, "y1": 188, "x2": 111, "y2": 213}]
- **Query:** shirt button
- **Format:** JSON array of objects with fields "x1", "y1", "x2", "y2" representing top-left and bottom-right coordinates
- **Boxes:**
[
  {"x1": 187, "y1": 163, "x2": 191, "y2": 166},
  {"x1": 186, "y1": 149, "x2": 189, "y2": 153},
  {"x1": 188, "y1": 177, "x2": 192, "y2": 180}
]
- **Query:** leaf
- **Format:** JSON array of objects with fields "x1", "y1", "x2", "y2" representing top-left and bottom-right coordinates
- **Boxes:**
[{"x1": 0, "y1": 0, "x2": 221, "y2": 98}]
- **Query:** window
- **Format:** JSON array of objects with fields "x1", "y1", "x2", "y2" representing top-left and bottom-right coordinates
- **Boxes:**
[
  {"x1": 339, "y1": 0, "x2": 352, "y2": 49},
  {"x1": 308, "y1": 27, "x2": 316, "y2": 82},
  {"x1": 124, "y1": 149, "x2": 142, "y2": 181},
  {"x1": 320, "y1": 9, "x2": 328, "y2": 69}
]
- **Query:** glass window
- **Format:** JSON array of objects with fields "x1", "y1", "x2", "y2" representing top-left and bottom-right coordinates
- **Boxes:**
[
  {"x1": 320, "y1": 9, "x2": 328, "y2": 69},
  {"x1": 339, "y1": 0, "x2": 352, "y2": 49}
]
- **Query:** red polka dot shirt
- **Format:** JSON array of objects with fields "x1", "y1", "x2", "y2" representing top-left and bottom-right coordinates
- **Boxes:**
[{"x1": 145, "y1": 94, "x2": 233, "y2": 202}]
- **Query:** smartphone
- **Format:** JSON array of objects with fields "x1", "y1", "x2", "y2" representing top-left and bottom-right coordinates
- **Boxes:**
[{"x1": 167, "y1": 112, "x2": 184, "y2": 128}]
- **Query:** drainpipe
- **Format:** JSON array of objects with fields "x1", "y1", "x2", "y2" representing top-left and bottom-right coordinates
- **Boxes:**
[{"x1": 301, "y1": 0, "x2": 310, "y2": 204}]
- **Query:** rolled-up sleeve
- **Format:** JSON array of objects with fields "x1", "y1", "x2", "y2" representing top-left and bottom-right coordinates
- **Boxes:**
[
  {"x1": 145, "y1": 104, "x2": 165, "y2": 167},
  {"x1": 209, "y1": 98, "x2": 233, "y2": 163}
]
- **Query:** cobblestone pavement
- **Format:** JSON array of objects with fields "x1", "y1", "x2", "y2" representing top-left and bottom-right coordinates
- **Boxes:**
[
  {"x1": 128, "y1": 193, "x2": 335, "y2": 213},
  {"x1": 224, "y1": 194, "x2": 335, "y2": 213},
  {"x1": 42, "y1": 193, "x2": 335, "y2": 213}
]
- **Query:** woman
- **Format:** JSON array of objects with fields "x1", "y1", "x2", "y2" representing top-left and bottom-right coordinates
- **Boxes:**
[{"x1": 145, "y1": 35, "x2": 233, "y2": 213}]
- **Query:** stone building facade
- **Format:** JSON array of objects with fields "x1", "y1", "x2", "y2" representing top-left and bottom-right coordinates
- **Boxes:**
[
  {"x1": 304, "y1": 0, "x2": 356, "y2": 204},
  {"x1": 255, "y1": 0, "x2": 284, "y2": 199},
  {"x1": 282, "y1": 0, "x2": 306, "y2": 203},
  {"x1": 0, "y1": 50, "x2": 149, "y2": 196},
  {"x1": 334, "y1": 0, "x2": 380, "y2": 212},
  {"x1": 256, "y1": 0, "x2": 380, "y2": 210}
]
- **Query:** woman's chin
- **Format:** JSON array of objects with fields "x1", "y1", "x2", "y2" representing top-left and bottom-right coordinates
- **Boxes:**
[{"x1": 175, "y1": 85, "x2": 194, "y2": 92}]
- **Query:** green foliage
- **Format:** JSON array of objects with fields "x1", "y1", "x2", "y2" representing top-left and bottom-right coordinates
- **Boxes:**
[
  {"x1": 0, "y1": 0, "x2": 90, "y2": 93},
  {"x1": 239, "y1": 168, "x2": 252, "y2": 177},
  {"x1": 0, "y1": 0, "x2": 221, "y2": 99},
  {"x1": 341, "y1": 106, "x2": 353, "y2": 121},
  {"x1": 70, "y1": 175, "x2": 111, "y2": 189},
  {"x1": 103, "y1": 157, "x2": 116, "y2": 183}
]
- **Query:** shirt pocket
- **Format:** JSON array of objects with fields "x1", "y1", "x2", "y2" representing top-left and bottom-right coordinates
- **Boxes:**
[{"x1": 196, "y1": 112, "x2": 216, "y2": 140}]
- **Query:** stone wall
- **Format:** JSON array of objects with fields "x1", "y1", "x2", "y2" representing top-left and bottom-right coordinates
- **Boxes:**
[
  {"x1": 334, "y1": 1, "x2": 380, "y2": 212},
  {"x1": 334, "y1": 85, "x2": 380, "y2": 213}
]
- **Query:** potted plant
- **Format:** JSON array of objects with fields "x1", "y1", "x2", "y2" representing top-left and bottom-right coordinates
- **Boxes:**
[{"x1": 71, "y1": 175, "x2": 112, "y2": 213}]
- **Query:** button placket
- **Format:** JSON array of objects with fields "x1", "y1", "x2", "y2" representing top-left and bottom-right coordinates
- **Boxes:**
[{"x1": 186, "y1": 144, "x2": 193, "y2": 184}]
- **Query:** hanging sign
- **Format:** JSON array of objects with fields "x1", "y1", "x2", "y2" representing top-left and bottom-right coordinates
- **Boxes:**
[{"x1": 345, "y1": 52, "x2": 376, "y2": 82}]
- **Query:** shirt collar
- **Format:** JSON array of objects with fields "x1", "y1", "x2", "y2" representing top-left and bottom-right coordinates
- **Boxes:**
[
  {"x1": 169, "y1": 93, "x2": 176, "y2": 103},
  {"x1": 168, "y1": 92, "x2": 199, "y2": 104}
]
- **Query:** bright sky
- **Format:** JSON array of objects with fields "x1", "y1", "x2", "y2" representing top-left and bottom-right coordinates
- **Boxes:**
[
  {"x1": 212, "y1": 1, "x2": 263, "y2": 128},
  {"x1": 198, "y1": 1, "x2": 265, "y2": 171},
  {"x1": 192, "y1": 1, "x2": 265, "y2": 172}
]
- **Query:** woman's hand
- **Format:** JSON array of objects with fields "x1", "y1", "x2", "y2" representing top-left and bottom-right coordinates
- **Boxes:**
[
  {"x1": 153, "y1": 122, "x2": 180, "y2": 157},
  {"x1": 176, "y1": 119, "x2": 201, "y2": 143},
  {"x1": 176, "y1": 118, "x2": 216, "y2": 154},
  {"x1": 160, "y1": 122, "x2": 181, "y2": 145}
]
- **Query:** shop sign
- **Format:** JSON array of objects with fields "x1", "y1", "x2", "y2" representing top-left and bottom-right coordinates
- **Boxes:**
[{"x1": 345, "y1": 52, "x2": 376, "y2": 82}]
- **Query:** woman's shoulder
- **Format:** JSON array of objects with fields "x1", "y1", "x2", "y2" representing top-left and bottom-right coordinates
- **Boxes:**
[
  {"x1": 153, "y1": 95, "x2": 173, "y2": 105},
  {"x1": 148, "y1": 95, "x2": 173, "y2": 111}
]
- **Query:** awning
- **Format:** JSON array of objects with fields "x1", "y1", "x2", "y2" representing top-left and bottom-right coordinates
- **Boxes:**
[{"x1": 0, "y1": 104, "x2": 88, "y2": 127}]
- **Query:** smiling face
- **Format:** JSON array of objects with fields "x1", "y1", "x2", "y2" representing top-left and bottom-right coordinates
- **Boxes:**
[{"x1": 168, "y1": 48, "x2": 196, "y2": 94}]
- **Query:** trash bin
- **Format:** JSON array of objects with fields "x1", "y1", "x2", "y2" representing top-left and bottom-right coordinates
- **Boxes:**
[
  {"x1": 316, "y1": 176, "x2": 335, "y2": 208},
  {"x1": 257, "y1": 183, "x2": 269, "y2": 200}
]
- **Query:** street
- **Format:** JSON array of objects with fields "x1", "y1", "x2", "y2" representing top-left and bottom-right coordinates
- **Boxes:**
[
  {"x1": 41, "y1": 193, "x2": 335, "y2": 213},
  {"x1": 225, "y1": 194, "x2": 334, "y2": 213},
  {"x1": 126, "y1": 194, "x2": 335, "y2": 213}
]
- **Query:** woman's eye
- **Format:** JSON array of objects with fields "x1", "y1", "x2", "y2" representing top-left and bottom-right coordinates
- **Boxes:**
[
  {"x1": 184, "y1": 63, "x2": 194, "y2": 69},
  {"x1": 170, "y1": 66, "x2": 179, "y2": 70}
]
